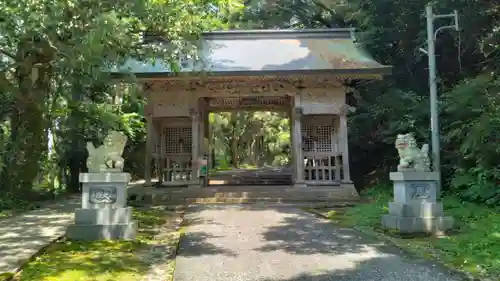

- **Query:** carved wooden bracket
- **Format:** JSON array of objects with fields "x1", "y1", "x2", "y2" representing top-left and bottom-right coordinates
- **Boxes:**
[
  {"x1": 295, "y1": 107, "x2": 303, "y2": 115},
  {"x1": 189, "y1": 108, "x2": 202, "y2": 119},
  {"x1": 142, "y1": 82, "x2": 154, "y2": 91},
  {"x1": 339, "y1": 104, "x2": 356, "y2": 116},
  {"x1": 188, "y1": 108, "x2": 196, "y2": 117},
  {"x1": 293, "y1": 107, "x2": 303, "y2": 121}
]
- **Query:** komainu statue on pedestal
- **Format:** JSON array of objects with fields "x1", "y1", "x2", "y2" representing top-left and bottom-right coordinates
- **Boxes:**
[
  {"x1": 395, "y1": 133, "x2": 431, "y2": 172},
  {"x1": 86, "y1": 131, "x2": 128, "y2": 173}
]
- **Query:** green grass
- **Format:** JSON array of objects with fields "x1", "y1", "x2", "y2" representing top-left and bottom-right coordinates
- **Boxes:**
[
  {"x1": 314, "y1": 187, "x2": 500, "y2": 280},
  {"x1": 6, "y1": 208, "x2": 180, "y2": 281}
]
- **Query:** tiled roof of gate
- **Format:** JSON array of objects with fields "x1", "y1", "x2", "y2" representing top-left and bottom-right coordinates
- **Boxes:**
[{"x1": 110, "y1": 28, "x2": 391, "y2": 77}]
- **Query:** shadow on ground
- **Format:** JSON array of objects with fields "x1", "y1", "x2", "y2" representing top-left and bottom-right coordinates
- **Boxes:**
[
  {"x1": 253, "y1": 255, "x2": 465, "y2": 281},
  {"x1": 254, "y1": 209, "x2": 376, "y2": 256},
  {"x1": 173, "y1": 204, "x2": 465, "y2": 281},
  {"x1": 177, "y1": 231, "x2": 238, "y2": 257},
  {"x1": 8, "y1": 208, "x2": 180, "y2": 281},
  {"x1": 0, "y1": 198, "x2": 80, "y2": 274}
]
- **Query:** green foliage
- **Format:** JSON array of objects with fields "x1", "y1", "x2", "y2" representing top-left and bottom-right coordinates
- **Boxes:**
[
  {"x1": 319, "y1": 186, "x2": 500, "y2": 279},
  {"x1": 0, "y1": 194, "x2": 36, "y2": 218},
  {"x1": 442, "y1": 75, "x2": 500, "y2": 205},
  {"x1": 0, "y1": 0, "x2": 238, "y2": 202},
  {"x1": 209, "y1": 111, "x2": 290, "y2": 168},
  {"x1": 120, "y1": 112, "x2": 147, "y2": 180},
  {"x1": 0, "y1": 0, "x2": 498, "y2": 208},
  {"x1": 236, "y1": 0, "x2": 500, "y2": 205}
]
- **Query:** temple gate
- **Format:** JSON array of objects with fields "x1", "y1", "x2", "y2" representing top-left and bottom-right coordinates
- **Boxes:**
[{"x1": 113, "y1": 28, "x2": 391, "y2": 200}]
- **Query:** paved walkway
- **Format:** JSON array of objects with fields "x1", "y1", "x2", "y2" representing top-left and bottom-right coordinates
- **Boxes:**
[
  {"x1": 174, "y1": 205, "x2": 465, "y2": 281},
  {"x1": 0, "y1": 196, "x2": 79, "y2": 275}
]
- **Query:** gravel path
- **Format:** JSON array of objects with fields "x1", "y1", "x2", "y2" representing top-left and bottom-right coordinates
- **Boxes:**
[{"x1": 173, "y1": 205, "x2": 465, "y2": 281}]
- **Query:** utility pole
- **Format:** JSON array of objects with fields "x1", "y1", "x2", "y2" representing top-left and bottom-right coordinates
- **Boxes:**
[{"x1": 420, "y1": 5, "x2": 459, "y2": 194}]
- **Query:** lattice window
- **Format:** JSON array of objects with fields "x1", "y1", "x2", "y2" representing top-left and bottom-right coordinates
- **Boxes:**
[
  {"x1": 301, "y1": 126, "x2": 314, "y2": 152},
  {"x1": 301, "y1": 124, "x2": 334, "y2": 152},
  {"x1": 315, "y1": 124, "x2": 333, "y2": 152},
  {"x1": 163, "y1": 127, "x2": 192, "y2": 154}
]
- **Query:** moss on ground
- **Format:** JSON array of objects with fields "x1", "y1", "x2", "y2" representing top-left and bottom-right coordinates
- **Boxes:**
[
  {"x1": 310, "y1": 187, "x2": 500, "y2": 280},
  {"x1": 6, "y1": 208, "x2": 181, "y2": 281}
]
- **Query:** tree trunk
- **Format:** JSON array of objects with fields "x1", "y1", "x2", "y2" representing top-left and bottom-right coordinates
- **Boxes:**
[
  {"x1": 231, "y1": 136, "x2": 239, "y2": 168},
  {"x1": 2, "y1": 67, "x2": 49, "y2": 196}
]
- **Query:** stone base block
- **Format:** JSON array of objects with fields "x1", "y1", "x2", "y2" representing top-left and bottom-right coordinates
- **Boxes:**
[
  {"x1": 74, "y1": 207, "x2": 133, "y2": 225},
  {"x1": 381, "y1": 215, "x2": 453, "y2": 234},
  {"x1": 292, "y1": 183, "x2": 307, "y2": 188},
  {"x1": 388, "y1": 202, "x2": 443, "y2": 217},
  {"x1": 340, "y1": 182, "x2": 360, "y2": 198},
  {"x1": 66, "y1": 221, "x2": 137, "y2": 241}
]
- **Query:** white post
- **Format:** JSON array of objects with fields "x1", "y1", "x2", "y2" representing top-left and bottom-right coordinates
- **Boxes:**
[
  {"x1": 426, "y1": 5, "x2": 441, "y2": 191},
  {"x1": 144, "y1": 114, "x2": 153, "y2": 186},
  {"x1": 292, "y1": 94, "x2": 305, "y2": 188},
  {"x1": 424, "y1": 5, "x2": 459, "y2": 194},
  {"x1": 190, "y1": 107, "x2": 200, "y2": 187},
  {"x1": 154, "y1": 121, "x2": 163, "y2": 184},
  {"x1": 143, "y1": 88, "x2": 153, "y2": 186},
  {"x1": 339, "y1": 113, "x2": 351, "y2": 182},
  {"x1": 288, "y1": 101, "x2": 296, "y2": 183}
]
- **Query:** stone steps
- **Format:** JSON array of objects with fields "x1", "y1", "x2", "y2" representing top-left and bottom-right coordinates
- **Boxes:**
[
  {"x1": 183, "y1": 197, "x2": 356, "y2": 205},
  {"x1": 208, "y1": 167, "x2": 293, "y2": 185},
  {"x1": 208, "y1": 178, "x2": 293, "y2": 185},
  {"x1": 141, "y1": 185, "x2": 359, "y2": 205}
]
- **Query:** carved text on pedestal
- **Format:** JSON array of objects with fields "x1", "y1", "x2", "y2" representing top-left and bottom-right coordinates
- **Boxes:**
[
  {"x1": 409, "y1": 183, "x2": 431, "y2": 200},
  {"x1": 89, "y1": 186, "x2": 118, "y2": 204}
]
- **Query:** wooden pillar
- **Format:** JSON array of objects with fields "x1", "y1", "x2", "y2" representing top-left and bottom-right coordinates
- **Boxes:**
[
  {"x1": 292, "y1": 95, "x2": 306, "y2": 188},
  {"x1": 154, "y1": 120, "x2": 163, "y2": 184},
  {"x1": 143, "y1": 89, "x2": 153, "y2": 186},
  {"x1": 288, "y1": 101, "x2": 295, "y2": 182},
  {"x1": 339, "y1": 108, "x2": 351, "y2": 182},
  {"x1": 208, "y1": 117, "x2": 213, "y2": 170},
  {"x1": 200, "y1": 99, "x2": 208, "y2": 156},
  {"x1": 144, "y1": 114, "x2": 153, "y2": 185},
  {"x1": 200, "y1": 99, "x2": 208, "y2": 187},
  {"x1": 189, "y1": 107, "x2": 200, "y2": 187},
  {"x1": 334, "y1": 130, "x2": 341, "y2": 181}
]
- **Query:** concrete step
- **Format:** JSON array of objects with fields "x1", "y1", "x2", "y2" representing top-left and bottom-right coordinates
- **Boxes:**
[
  {"x1": 131, "y1": 182, "x2": 359, "y2": 206},
  {"x1": 157, "y1": 185, "x2": 341, "y2": 192},
  {"x1": 154, "y1": 197, "x2": 359, "y2": 205},
  {"x1": 208, "y1": 167, "x2": 293, "y2": 186},
  {"x1": 184, "y1": 197, "x2": 357, "y2": 204},
  {"x1": 153, "y1": 189, "x2": 349, "y2": 198},
  {"x1": 148, "y1": 189, "x2": 358, "y2": 205},
  {"x1": 208, "y1": 177, "x2": 292, "y2": 185},
  {"x1": 209, "y1": 179, "x2": 293, "y2": 185}
]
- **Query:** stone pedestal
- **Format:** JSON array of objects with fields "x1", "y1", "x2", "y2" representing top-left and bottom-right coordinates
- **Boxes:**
[
  {"x1": 381, "y1": 172, "x2": 453, "y2": 234},
  {"x1": 67, "y1": 173, "x2": 137, "y2": 241}
]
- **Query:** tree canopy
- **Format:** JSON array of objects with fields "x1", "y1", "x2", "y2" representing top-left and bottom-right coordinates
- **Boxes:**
[{"x1": 0, "y1": 0, "x2": 498, "y2": 208}]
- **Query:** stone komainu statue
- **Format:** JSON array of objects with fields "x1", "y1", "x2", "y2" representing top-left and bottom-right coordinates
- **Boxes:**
[
  {"x1": 395, "y1": 133, "x2": 431, "y2": 172},
  {"x1": 86, "y1": 131, "x2": 128, "y2": 173}
]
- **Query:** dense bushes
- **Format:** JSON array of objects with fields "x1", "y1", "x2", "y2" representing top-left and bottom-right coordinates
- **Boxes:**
[{"x1": 443, "y1": 75, "x2": 500, "y2": 205}]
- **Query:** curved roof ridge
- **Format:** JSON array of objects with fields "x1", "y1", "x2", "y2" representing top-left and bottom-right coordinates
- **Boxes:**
[{"x1": 203, "y1": 28, "x2": 354, "y2": 40}]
